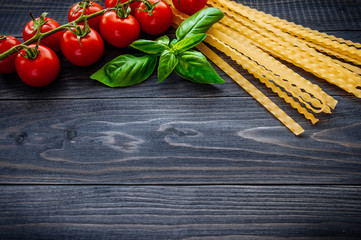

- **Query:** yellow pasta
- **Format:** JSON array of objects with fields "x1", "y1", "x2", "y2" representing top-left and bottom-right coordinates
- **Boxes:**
[
  {"x1": 172, "y1": 7, "x2": 331, "y2": 123},
  {"x1": 212, "y1": 0, "x2": 361, "y2": 65},
  {"x1": 197, "y1": 43, "x2": 305, "y2": 135},
  {"x1": 204, "y1": 34, "x2": 320, "y2": 124},
  {"x1": 210, "y1": 24, "x2": 337, "y2": 112},
  {"x1": 165, "y1": 0, "x2": 361, "y2": 134},
  {"x1": 211, "y1": 26, "x2": 338, "y2": 111},
  {"x1": 169, "y1": 7, "x2": 305, "y2": 135},
  {"x1": 209, "y1": 0, "x2": 361, "y2": 98}
]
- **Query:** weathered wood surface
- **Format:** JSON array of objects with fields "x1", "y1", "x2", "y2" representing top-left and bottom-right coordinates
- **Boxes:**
[
  {"x1": 1, "y1": 0, "x2": 361, "y2": 239},
  {"x1": 0, "y1": 97, "x2": 361, "y2": 184},
  {"x1": 1, "y1": 185, "x2": 361, "y2": 239}
]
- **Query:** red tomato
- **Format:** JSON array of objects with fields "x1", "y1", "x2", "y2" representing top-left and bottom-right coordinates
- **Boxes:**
[
  {"x1": 15, "y1": 44, "x2": 60, "y2": 87},
  {"x1": 0, "y1": 35, "x2": 21, "y2": 74},
  {"x1": 99, "y1": 11, "x2": 140, "y2": 48},
  {"x1": 172, "y1": 0, "x2": 207, "y2": 15},
  {"x1": 23, "y1": 16, "x2": 63, "y2": 52},
  {"x1": 105, "y1": 0, "x2": 140, "y2": 15},
  {"x1": 68, "y1": 1, "x2": 104, "y2": 32},
  {"x1": 60, "y1": 26, "x2": 104, "y2": 67},
  {"x1": 135, "y1": 0, "x2": 173, "y2": 35}
]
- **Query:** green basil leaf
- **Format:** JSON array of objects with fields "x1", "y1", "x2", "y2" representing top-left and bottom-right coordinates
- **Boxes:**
[
  {"x1": 176, "y1": 8, "x2": 224, "y2": 41},
  {"x1": 130, "y1": 39, "x2": 168, "y2": 54},
  {"x1": 158, "y1": 50, "x2": 178, "y2": 83},
  {"x1": 173, "y1": 33, "x2": 207, "y2": 54},
  {"x1": 90, "y1": 54, "x2": 158, "y2": 87},
  {"x1": 156, "y1": 35, "x2": 170, "y2": 45},
  {"x1": 174, "y1": 50, "x2": 224, "y2": 84}
]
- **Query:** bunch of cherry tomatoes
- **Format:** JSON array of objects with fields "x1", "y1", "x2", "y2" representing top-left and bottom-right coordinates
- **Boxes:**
[{"x1": 0, "y1": 0, "x2": 207, "y2": 87}]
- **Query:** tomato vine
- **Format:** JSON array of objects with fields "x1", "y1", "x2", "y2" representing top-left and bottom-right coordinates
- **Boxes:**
[{"x1": 0, "y1": 0, "x2": 148, "y2": 61}]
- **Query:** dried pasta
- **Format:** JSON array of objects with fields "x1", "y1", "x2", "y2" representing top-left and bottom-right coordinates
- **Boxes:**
[
  {"x1": 215, "y1": 0, "x2": 361, "y2": 66},
  {"x1": 209, "y1": 24, "x2": 336, "y2": 113},
  {"x1": 164, "y1": 0, "x2": 361, "y2": 135},
  {"x1": 197, "y1": 42, "x2": 305, "y2": 135},
  {"x1": 204, "y1": 34, "x2": 320, "y2": 124},
  {"x1": 170, "y1": 6, "x2": 307, "y2": 134},
  {"x1": 172, "y1": 6, "x2": 334, "y2": 124},
  {"x1": 209, "y1": 0, "x2": 361, "y2": 97}
]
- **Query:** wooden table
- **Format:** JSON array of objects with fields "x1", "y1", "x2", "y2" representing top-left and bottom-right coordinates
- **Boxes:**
[{"x1": 1, "y1": 0, "x2": 361, "y2": 239}]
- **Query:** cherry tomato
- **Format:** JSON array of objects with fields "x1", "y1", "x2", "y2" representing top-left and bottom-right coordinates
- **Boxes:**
[
  {"x1": 172, "y1": 0, "x2": 207, "y2": 15},
  {"x1": 60, "y1": 26, "x2": 104, "y2": 67},
  {"x1": 68, "y1": 1, "x2": 104, "y2": 32},
  {"x1": 135, "y1": 0, "x2": 173, "y2": 35},
  {"x1": 99, "y1": 11, "x2": 140, "y2": 48},
  {"x1": 105, "y1": 0, "x2": 140, "y2": 15},
  {"x1": 0, "y1": 35, "x2": 21, "y2": 74},
  {"x1": 23, "y1": 15, "x2": 63, "y2": 52},
  {"x1": 15, "y1": 44, "x2": 60, "y2": 87}
]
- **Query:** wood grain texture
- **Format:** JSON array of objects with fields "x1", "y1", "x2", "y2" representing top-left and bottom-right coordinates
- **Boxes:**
[
  {"x1": 1, "y1": 185, "x2": 361, "y2": 239},
  {"x1": 1, "y1": 1, "x2": 361, "y2": 239},
  {"x1": 0, "y1": 97, "x2": 360, "y2": 184}
]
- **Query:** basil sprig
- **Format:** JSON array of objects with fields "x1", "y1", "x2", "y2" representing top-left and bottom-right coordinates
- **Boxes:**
[{"x1": 91, "y1": 8, "x2": 224, "y2": 87}]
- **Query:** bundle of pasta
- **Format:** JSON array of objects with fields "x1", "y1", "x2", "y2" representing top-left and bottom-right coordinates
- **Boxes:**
[
  {"x1": 216, "y1": 0, "x2": 361, "y2": 67},
  {"x1": 197, "y1": 42, "x2": 305, "y2": 135},
  {"x1": 209, "y1": 0, "x2": 361, "y2": 97},
  {"x1": 165, "y1": 0, "x2": 361, "y2": 135},
  {"x1": 170, "y1": 8, "x2": 307, "y2": 135}
]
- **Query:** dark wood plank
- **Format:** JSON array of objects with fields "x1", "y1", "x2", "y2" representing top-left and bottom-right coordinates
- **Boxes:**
[
  {"x1": 0, "y1": 1, "x2": 360, "y2": 238},
  {"x1": 1, "y1": 185, "x2": 360, "y2": 239},
  {"x1": 1, "y1": 97, "x2": 360, "y2": 184}
]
